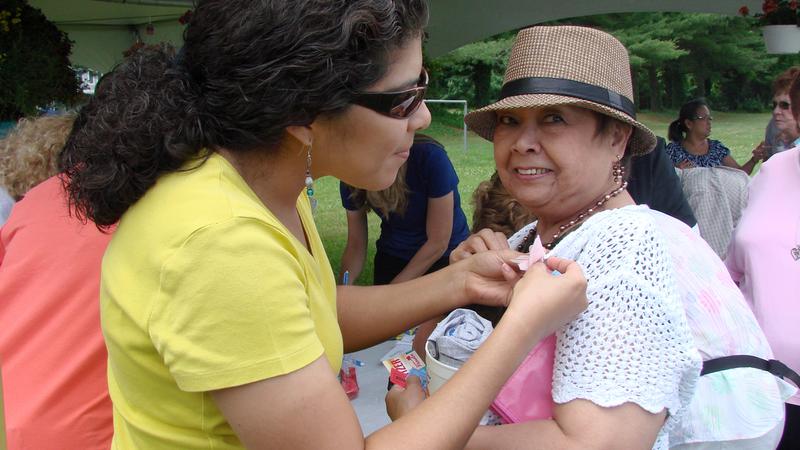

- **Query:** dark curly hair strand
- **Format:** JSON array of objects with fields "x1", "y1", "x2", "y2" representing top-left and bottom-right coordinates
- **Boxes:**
[{"x1": 59, "y1": 0, "x2": 428, "y2": 227}]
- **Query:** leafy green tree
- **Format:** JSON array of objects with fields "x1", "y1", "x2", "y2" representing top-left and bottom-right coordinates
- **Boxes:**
[
  {"x1": 427, "y1": 34, "x2": 514, "y2": 108},
  {"x1": 556, "y1": 12, "x2": 792, "y2": 111},
  {"x1": 570, "y1": 14, "x2": 685, "y2": 110},
  {"x1": 0, "y1": 0, "x2": 80, "y2": 120},
  {"x1": 430, "y1": 11, "x2": 800, "y2": 115}
]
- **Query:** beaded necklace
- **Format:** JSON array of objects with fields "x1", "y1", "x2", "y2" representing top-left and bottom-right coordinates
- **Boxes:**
[{"x1": 516, "y1": 181, "x2": 628, "y2": 252}]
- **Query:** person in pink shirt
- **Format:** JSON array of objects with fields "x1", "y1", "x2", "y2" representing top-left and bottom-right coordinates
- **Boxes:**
[
  {"x1": 726, "y1": 73, "x2": 800, "y2": 449},
  {"x1": 0, "y1": 115, "x2": 114, "y2": 450}
]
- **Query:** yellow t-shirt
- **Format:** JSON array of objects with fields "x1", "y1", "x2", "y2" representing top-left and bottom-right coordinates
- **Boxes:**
[{"x1": 101, "y1": 153, "x2": 342, "y2": 449}]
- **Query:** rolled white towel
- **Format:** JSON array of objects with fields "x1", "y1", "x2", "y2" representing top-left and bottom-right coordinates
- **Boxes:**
[{"x1": 427, "y1": 308, "x2": 493, "y2": 368}]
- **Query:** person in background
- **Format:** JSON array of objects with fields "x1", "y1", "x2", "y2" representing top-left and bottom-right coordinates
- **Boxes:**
[
  {"x1": 57, "y1": 2, "x2": 588, "y2": 449},
  {"x1": 726, "y1": 72, "x2": 800, "y2": 450},
  {"x1": 339, "y1": 134, "x2": 470, "y2": 357},
  {"x1": 0, "y1": 115, "x2": 75, "y2": 225},
  {"x1": 0, "y1": 114, "x2": 114, "y2": 450},
  {"x1": 627, "y1": 136, "x2": 697, "y2": 227},
  {"x1": 666, "y1": 99, "x2": 762, "y2": 174},
  {"x1": 763, "y1": 66, "x2": 800, "y2": 161},
  {"x1": 0, "y1": 187, "x2": 12, "y2": 226},
  {"x1": 339, "y1": 134, "x2": 469, "y2": 286},
  {"x1": 471, "y1": 171, "x2": 537, "y2": 238}
]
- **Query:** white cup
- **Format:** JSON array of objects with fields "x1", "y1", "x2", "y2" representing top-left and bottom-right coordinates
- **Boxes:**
[{"x1": 425, "y1": 341, "x2": 459, "y2": 394}]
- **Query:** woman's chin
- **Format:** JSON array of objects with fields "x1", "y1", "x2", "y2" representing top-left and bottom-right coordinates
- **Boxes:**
[{"x1": 363, "y1": 172, "x2": 400, "y2": 191}]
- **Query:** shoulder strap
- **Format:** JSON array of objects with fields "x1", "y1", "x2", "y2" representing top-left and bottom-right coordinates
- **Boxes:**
[{"x1": 702, "y1": 355, "x2": 800, "y2": 387}]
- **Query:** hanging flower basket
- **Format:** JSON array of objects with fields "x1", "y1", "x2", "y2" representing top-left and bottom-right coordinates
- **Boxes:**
[
  {"x1": 740, "y1": 1, "x2": 800, "y2": 53},
  {"x1": 761, "y1": 24, "x2": 800, "y2": 53}
]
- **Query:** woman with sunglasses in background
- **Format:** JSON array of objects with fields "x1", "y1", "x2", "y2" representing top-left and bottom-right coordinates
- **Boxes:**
[
  {"x1": 666, "y1": 99, "x2": 762, "y2": 174},
  {"x1": 763, "y1": 67, "x2": 800, "y2": 162},
  {"x1": 726, "y1": 72, "x2": 800, "y2": 450},
  {"x1": 58, "y1": 1, "x2": 588, "y2": 449}
]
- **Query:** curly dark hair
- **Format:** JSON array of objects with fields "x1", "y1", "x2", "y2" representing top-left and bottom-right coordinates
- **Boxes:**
[
  {"x1": 59, "y1": 0, "x2": 429, "y2": 227},
  {"x1": 471, "y1": 172, "x2": 537, "y2": 237}
]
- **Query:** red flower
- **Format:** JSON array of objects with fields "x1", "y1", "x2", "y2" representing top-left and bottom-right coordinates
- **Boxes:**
[
  {"x1": 790, "y1": 0, "x2": 798, "y2": 10},
  {"x1": 763, "y1": 0, "x2": 779, "y2": 15},
  {"x1": 739, "y1": 5, "x2": 750, "y2": 15}
]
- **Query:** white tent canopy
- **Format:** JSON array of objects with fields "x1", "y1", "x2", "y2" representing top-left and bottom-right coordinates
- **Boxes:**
[
  {"x1": 30, "y1": 0, "x2": 763, "y2": 72},
  {"x1": 427, "y1": 0, "x2": 762, "y2": 57}
]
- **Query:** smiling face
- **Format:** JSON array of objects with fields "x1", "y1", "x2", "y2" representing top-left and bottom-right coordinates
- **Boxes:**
[
  {"x1": 311, "y1": 37, "x2": 431, "y2": 191},
  {"x1": 492, "y1": 105, "x2": 630, "y2": 224}
]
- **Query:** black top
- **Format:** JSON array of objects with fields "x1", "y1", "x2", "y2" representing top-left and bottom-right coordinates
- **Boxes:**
[{"x1": 628, "y1": 136, "x2": 697, "y2": 227}]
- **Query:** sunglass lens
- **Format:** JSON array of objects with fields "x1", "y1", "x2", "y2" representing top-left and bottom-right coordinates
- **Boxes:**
[
  {"x1": 773, "y1": 101, "x2": 791, "y2": 110},
  {"x1": 389, "y1": 88, "x2": 426, "y2": 118}
]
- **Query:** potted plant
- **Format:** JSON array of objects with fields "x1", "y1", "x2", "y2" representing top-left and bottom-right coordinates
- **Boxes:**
[{"x1": 740, "y1": 1, "x2": 800, "y2": 53}]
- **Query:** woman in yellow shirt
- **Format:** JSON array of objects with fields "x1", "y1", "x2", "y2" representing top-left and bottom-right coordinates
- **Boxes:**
[{"x1": 58, "y1": 1, "x2": 587, "y2": 449}]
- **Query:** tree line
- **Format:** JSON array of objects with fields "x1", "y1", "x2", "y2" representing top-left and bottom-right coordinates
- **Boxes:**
[
  {"x1": 426, "y1": 13, "x2": 800, "y2": 113},
  {"x1": 3, "y1": 8, "x2": 800, "y2": 121}
]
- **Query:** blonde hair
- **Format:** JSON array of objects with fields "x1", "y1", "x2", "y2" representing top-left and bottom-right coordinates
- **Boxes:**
[
  {"x1": 0, "y1": 114, "x2": 76, "y2": 199},
  {"x1": 346, "y1": 134, "x2": 444, "y2": 217},
  {"x1": 363, "y1": 162, "x2": 409, "y2": 217},
  {"x1": 471, "y1": 172, "x2": 536, "y2": 237}
]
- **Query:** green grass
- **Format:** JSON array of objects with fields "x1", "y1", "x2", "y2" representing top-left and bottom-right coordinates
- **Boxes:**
[{"x1": 315, "y1": 110, "x2": 771, "y2": 285}]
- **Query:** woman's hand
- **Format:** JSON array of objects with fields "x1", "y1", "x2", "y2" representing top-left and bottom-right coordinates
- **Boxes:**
[
  {"x1": 449, "y1": 228, "x2": 511, "y2": 264},
  {"x1": 455, "y1": 248, "x2": 525, "y2": 308},
  {"x1": 503, "y1": 256, "x2": 587, "y2": 338},
  {"x1": 676, "y1": 159, "x2": 695, "y2": 170},
  {"x1": 385, "y1": 375, "x2": 427, "y2": 421},
  {"x1": 751, "y1": 142, "x2": 766, "y2": 161}
]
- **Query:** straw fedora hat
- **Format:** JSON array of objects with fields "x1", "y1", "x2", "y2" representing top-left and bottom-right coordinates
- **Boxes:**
[{"x1": 464, "y1": 26, "x2": 656, "y2": 156}]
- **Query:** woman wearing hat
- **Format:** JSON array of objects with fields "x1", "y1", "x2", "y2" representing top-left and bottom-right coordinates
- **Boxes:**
[{"x1": 447, "y1": 26, "x2": 793, "y2": 449}]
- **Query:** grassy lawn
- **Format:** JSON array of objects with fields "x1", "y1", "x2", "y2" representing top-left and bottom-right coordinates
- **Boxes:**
[{"x1": 315, "y1": 110, "x2": 771, "y2": 285}]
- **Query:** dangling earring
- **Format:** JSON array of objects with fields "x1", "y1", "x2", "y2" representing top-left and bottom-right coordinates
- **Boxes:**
[
  {"x1": 304, "y1": 143, "x2": 317, "y2": 211},
  {"x1": 612, "y1": 155, "x2": 624, "y2": 185}
]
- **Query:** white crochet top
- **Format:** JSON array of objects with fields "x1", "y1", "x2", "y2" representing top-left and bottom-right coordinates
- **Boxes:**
[
  {"x1": 510, "y1": 206, "x2": 700, "y2": 449},
  {"x1": 510, "y1": 205, "x2": 792, "y2": 448}
]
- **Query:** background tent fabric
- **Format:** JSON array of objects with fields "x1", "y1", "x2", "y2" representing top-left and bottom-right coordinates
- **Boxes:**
[
  {"x1": 426, "y1": 0, "x2": 763, "y2": 57},
  {"x1": 30, "y1": 0, "x2": 763, "y2": 72},
  {"x1": 28, "y1": 0, "x2": 189, "y2": 73}
]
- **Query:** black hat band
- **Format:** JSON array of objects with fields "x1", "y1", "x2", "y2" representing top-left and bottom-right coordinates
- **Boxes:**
[{"x1": 499, "y1": 77, "x2": 636, "y2": 118}]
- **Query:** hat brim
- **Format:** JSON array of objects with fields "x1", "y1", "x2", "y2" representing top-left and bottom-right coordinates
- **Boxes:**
[{"x1": 464, "y1": 94, "x2": 657, "y2": 156}]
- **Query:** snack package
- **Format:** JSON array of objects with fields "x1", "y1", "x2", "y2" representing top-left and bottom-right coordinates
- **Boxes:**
[
  {"x1": 339, "y1": 356, "x2": 363, "y2": 399},
  {"x1": 382, "y1": 350, "x2": 428, "y2": 389}
]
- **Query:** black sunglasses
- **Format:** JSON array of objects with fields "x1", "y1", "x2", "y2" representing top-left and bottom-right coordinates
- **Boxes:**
[
  {"x1": 350, "y1": 69, "x2": 428, "y2": 119},
  {"x1": 773, "y1": 100, "x2": 791, "y2": 111}
]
